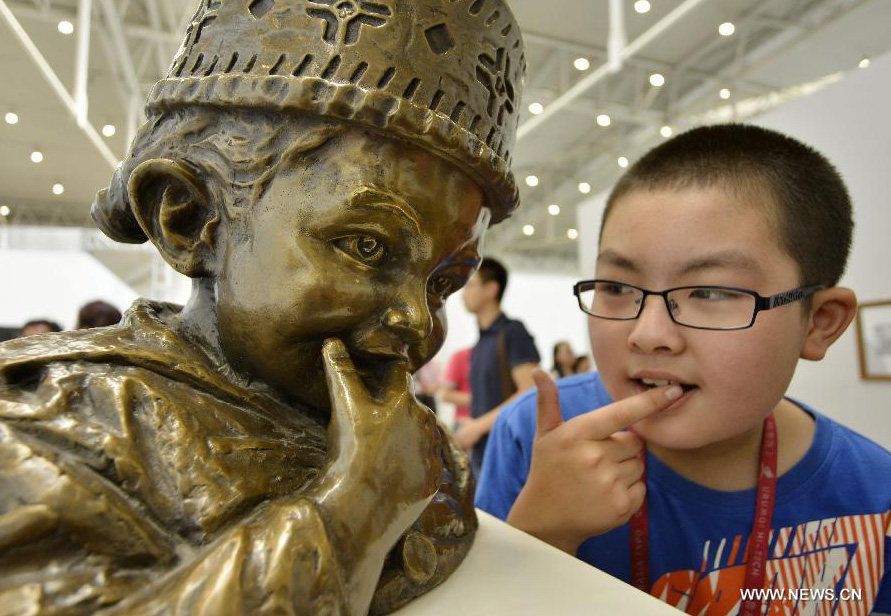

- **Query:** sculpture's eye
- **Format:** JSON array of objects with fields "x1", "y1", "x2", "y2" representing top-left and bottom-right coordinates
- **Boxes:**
[
  {"x1": 428, "y1": 275, "x2": 459, "y2": 299},
  {"x1": 334, "y1": 235, "x2": 388, "y2": 266}
]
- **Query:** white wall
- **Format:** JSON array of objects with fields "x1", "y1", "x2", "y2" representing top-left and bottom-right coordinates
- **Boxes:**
[
  {"x1": 577, "y1": 53, "x2": 891, "y2": 449},
  {"x1": 1, "y1": 249, "x2": 139, "y2": 330}
]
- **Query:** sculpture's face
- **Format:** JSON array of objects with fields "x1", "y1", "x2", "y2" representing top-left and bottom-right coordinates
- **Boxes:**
[{"x1": 215, "y1": 128, "x2": 488, "y2": 412}]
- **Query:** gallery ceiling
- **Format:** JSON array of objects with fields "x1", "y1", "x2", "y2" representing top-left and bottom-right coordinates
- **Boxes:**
[{"x1": 1, "y1": 0, "x2": 889, "y2": 269}]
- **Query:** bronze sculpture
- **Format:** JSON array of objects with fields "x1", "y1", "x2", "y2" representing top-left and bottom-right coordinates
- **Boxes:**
[{"x1": 0, "y1": 0, "x2": 524, "y2": 614}]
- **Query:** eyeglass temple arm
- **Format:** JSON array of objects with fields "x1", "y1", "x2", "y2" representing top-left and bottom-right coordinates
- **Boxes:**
[{"x1": 763, "y1": 285, "x2": 826, "y2": 310}]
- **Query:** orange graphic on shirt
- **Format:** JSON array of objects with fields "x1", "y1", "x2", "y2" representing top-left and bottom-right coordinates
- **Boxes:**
[{"x1": 649, "y1": 512, "x2": 890, "y2": 616}]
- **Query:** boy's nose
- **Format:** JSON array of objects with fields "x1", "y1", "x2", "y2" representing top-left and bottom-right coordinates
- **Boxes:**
[{"x1": 627, "y1": 295, "x2": 685, "y2": 354}]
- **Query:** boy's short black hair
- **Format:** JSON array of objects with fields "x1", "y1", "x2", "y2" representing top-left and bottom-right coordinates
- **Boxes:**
[
  {"x1": 478, "y1": 257, "x2": 509, "y2": 303},
  {"x1": 602, "y1": 124, "x2": 854, "y2": 287}
]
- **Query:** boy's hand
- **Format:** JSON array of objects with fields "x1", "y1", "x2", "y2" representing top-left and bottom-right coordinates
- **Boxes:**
[{"x1": 507, "y1": 368, "x2": 682, "y2": 554}]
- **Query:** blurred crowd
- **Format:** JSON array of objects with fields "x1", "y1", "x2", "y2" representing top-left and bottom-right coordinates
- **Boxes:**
[{"x1": 10, "y1": 300, "x2": 123, "y2": 340}]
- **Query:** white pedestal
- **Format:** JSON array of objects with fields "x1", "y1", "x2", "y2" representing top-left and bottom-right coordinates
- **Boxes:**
[{"x1": 395, "y1": 510, "x2": 681, "y2": 615}]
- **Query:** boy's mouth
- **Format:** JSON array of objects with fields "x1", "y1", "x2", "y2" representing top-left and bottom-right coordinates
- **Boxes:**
[{"x1": 634, "y1": 377, "x2": 697, "y2": 393}]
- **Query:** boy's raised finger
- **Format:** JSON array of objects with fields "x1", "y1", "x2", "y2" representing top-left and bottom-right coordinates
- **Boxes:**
[
  {"x1": 576, "y1": 384, "x2": 684, "y2": 440},
  {"x1": 532, "y1": 368, "x2": 562, "y2": 437}
]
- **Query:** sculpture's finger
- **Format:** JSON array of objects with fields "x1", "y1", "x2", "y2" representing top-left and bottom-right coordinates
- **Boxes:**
[
  {"x1": 322, "y1": 338, "x2": 369, "y2": 427},
  {"x1": 378, "y1": 358, "x2": 414, "y2": 405}
]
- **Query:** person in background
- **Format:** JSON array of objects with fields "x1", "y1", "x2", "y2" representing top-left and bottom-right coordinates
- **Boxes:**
[
  {"x1": 19, "y1": 319, "x2": 62, "y2": 337},
  {"x1": 455, "y1": 257, "x2": 540, "y2": 475},
  {"x1": 412, "y1": 357, "x2": 441, "y2": 413},
  {"x1": 550, "y1": 341, "x2": 577, "y2": 379},
  {"x1": 440, "y1": 347, "x2": 473, "y2": 429},
  {"x1": 573, "y1": 355, "x2": 592, "y2": 374},
  {"x1": 477, "y1": 124, "x2": 891, "y2": 614},
  {"x1": 76, "y1": 300, "x2": 123, "y2": 329}
]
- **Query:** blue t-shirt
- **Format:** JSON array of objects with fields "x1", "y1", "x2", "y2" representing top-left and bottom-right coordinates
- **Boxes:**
[{"x1": 477, "y1": 372, "x2": 891, "y2": 615}]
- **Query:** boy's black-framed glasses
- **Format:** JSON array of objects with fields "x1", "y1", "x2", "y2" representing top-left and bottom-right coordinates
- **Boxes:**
[{"x1": 573, "y1": 280, "x2": 826, "y2": 331}]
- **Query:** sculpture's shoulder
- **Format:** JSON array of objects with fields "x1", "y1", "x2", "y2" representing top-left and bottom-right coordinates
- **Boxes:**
[
  {"x1": 371, "y1": 424, "x2": 478, "y2": 615},
  {"x1": 0, "y1": 301, "x2": 332, "y2": 613},
  {"x1": 0, "y1": 300, "x2": 326, "y2": 533}
]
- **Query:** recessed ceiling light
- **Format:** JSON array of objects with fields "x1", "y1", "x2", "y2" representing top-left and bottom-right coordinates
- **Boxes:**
[
  {"x1": 859, "y1": 57, "x2": 871, "y2": 69},
  {"x1": 58, "y1": 21, "x2": 74, "y2": 35},
  {"x1": 52, "y1": 183, "x2": 65, "y2": 195},
  {"x1": 574, "y1": 57, "x2": 590, "y2": 71},
  {"x1": 718, "y1": 22, "x2": 735, "y2": 36},
  {"x1": 528, "y1": 102, "x2": 544, "y2": 115},
  {"x1": 596, "y1": 114, "x2": 612, "y2": 127},
  {"x1": 634, "y1": 1, "x2": 651, "y2": 14},
  {"x1": 102, "y1": 124, "x2": 117, "y2": 137},
  {"x1": 618, "y1": 156, "x2": 629, "y2": 168},
  {"x1": 719, "y1": 88, "x2": 731, "y2": 99},
  {"x1": 660, "y1": 125, "x2": 673, "y2": 138},
  {"x1": 5, "y1": 112, "x2": 18, "y2": 125},
  {"x1": 523, "y1": 224, "x2": 535, "y2": 236},
  {"x1": 548, "y1": 204, "x2": 561, "y2": 216},
  {"x1": 0, "y1": 205, "x2": 10, "y2": 217},
  {"x1": 578, "y1": 182, "x2": 592, "y2": 194},
  {"x1": 649, "y1": 73, "x2": 665, "y2": 87},
  {"x1": 525, "y1": 175, "x2": 539, "y2": 187},
  {"x1": 567, "y1": 228, "x2": 579, "y2": 240},
  {"x1": 30, "y1": 151, "x2": 44, "y2": 163}
]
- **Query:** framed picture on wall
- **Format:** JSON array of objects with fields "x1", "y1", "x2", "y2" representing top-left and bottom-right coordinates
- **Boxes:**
[{"x1": 855, "y1": 300, "x2": 891, "y2": 381}]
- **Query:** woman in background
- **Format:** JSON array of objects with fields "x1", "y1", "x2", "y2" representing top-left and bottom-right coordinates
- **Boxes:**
[{"x1": 550, "y1": 341, "x2": 577, "y2": 379}]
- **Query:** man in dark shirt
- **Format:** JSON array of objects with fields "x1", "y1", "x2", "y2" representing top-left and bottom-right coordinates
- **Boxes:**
[{"x1": 455, "y1": 258, "x2": 540, "y2": 474}]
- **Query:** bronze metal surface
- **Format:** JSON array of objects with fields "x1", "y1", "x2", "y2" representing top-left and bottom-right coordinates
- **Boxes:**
[{"x1": 0, "y1": 0, "x2": 524, "y2": 614}]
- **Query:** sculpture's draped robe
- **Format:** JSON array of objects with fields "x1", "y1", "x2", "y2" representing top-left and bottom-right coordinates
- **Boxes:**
[{"x1": 0, "y1": 300, "x2": 476, "y2": 615}]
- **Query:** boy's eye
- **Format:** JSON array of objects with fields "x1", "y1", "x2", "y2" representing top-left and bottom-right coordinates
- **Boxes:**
[
  {"x1": 334, "y1": 235, "x2": 388, "y2": 266},
  {"x1": 687, "y1": 288, "x2": 739, "y2": 301},
  {"x1": 600, "y1": 282, "x2": 634, "y2": 296}
]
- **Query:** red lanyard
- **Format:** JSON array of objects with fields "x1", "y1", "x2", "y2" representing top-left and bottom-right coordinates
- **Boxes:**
[{"x1": 630, "y1": 414, "x2": 778, "y2": 616}]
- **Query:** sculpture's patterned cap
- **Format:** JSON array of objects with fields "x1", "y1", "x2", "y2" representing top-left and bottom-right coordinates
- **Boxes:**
[{"x1": 149, "y1": 0, "x2": 526, "y2": 223}]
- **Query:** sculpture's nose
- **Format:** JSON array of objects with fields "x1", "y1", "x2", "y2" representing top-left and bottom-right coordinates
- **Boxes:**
[{"x1": 384, "y1": 286, "x2": 433, "y2": 344}]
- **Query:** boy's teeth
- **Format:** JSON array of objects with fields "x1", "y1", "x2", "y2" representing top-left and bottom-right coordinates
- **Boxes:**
[{"x1": 641, "y1": 378, "x2": 673, "y2": 387}]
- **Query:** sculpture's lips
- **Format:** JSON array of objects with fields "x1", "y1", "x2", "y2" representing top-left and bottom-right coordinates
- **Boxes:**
[{"x1": 348, "y1": 346, "x2": 411, "y2": 396}]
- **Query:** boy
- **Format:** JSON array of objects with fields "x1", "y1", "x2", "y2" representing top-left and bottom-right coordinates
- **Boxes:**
[
  {"x1": 477, "y1": 124, "x2": 891, "y2": 615},
  {"x1": 0, "y1": 0, "x2": 525, "y2": 614},
  {"x1": 454, "y1": 258, "x2": 540, "y2": 474}
]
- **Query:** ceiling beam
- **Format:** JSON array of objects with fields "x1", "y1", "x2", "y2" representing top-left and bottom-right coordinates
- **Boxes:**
[
  {"x1": 0, "y1": 0, "x2": 118, "y2": 167},
  {"x1": 492, "y1": 0, "x2": 874, "y2": 253},
  {"x1": 517, "y1": 0, "x2": 711, "y2": 142}
]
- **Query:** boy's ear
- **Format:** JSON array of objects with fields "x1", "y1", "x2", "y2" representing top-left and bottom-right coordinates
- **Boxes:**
[
  {"x1": 800, "y1": 287, "x2": 858, "y2": 361},
  {"x1": 128, "y1": 159, "x2": 219, "y2": 278}
]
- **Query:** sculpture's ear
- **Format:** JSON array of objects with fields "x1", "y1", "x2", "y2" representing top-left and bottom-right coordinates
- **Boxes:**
[{"x1": 128, "y1": 159, "x2": 219, "y2": 278}]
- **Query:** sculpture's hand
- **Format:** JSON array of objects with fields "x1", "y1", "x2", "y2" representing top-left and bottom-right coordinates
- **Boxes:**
[
  {"x1": 310, "y1": 338, "x2": 443, "y2": 613},
  {"x1": 321, "y1": 338, "x2": 443, "y2": 504},
  {"x1": 107, "y1": 340, "x2": 446, "y2": 616}
]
